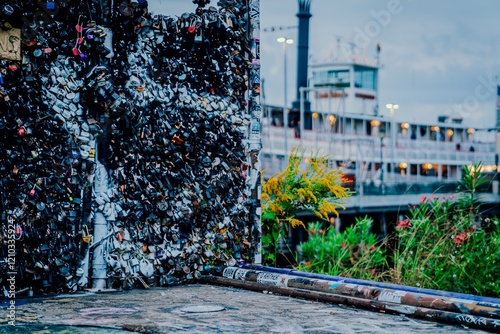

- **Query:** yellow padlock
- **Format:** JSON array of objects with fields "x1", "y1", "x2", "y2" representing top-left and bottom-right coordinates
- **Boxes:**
[{"x1": 82, "y1": 225, "x2": 91, "y2": 243}]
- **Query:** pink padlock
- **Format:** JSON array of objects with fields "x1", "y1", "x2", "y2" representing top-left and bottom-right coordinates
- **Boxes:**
[{"x1": 17, "y1": 126, "x2": 26, "y2": 137}]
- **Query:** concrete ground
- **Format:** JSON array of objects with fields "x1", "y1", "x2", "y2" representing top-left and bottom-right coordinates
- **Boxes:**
[{"x1": 1, "y1": 284, "x2": 491, "y2": 333}]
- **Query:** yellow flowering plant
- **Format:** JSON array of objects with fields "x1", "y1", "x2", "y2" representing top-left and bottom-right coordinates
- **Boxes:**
[{"x1": 261, "y1": 147, "x2": 352, "y2": 266}]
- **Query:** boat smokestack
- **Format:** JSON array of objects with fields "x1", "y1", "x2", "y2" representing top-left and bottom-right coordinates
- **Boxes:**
[{"x1": 292, "y1": 0, "x2": 312, "y2": 129}]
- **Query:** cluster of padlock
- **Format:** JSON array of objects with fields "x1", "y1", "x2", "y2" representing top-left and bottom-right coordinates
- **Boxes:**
[
  {"x1": 0, "y1": 0, "x2": 261, "y2": 295},
  {"x1": 101, "y1": 0, "x2": 258, "y2": 289},
  {"x1": 0, "y1": 1, "x2": 114, "y2": 294}
]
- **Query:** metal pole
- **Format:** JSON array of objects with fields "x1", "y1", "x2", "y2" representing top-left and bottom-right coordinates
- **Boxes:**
[
  {"x1": 242, "y1": 264, "x2": 500, "y2": 304},
  {"x1": 91, "y1": 163, "x2": 109, "y2": 290},
  {"x1": 283, "y1": 42, "x2": 288, "y2": 159},
  {"x1": 90, "y1": 0, "x2": 113, "y2": 290},
  {"x1": 300, "y1": 87, "x2": 305, "y2": 145},
  {"x1": 314, "y1": 112, "x2": 317, "y2": 150},
  {"x1": 341, "y1": 88, "x2": 346, "y2": 163},
  {"x1": 380, "y1": 136, "x2": 384, "y2": 194},
  {"x1": 385, "y1": 103, "x2": 399, "y2": 179},
  {"x1": 328, "y1": 88, "x2": 333, "y2": 154},
  {"x1": 278, "y1": 37, "x2": 294, "y2": 158},
  {"x1": 391, "y1": 108, "x2": 395, "y2": 176}
]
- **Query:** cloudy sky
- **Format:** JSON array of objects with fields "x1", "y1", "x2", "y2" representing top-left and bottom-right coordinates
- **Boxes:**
[{"x1": 148, "y1": 0, "x2": 500, "y2": 128}]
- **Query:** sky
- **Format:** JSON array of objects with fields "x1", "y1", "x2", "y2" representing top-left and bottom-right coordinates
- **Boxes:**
[{"x1": 148, "y1": 0, "x2": 500, "y2": 128}]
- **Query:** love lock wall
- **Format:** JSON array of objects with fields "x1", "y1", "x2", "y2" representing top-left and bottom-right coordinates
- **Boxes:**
[{"x1": 0, "y1": 0, "x2": 261, "y2": 295}]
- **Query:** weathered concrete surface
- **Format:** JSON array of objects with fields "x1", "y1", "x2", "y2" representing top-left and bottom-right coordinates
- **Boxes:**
[{"x1": 3, "y1": 284, "x2": 492, "y2": 333}]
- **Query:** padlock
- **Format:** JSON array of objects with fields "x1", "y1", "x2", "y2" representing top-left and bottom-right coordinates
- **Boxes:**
[{"x1": 139, "y1": 259, "x2": 154, "y2": 278}]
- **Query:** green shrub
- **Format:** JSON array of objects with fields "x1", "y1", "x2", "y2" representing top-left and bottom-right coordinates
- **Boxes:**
[
  {"x1": 299, "y1": 217, "x2": 388, "y2": 281},
  {"x1": 389, "y1": 164, "x2": 500, "y2": 296}
]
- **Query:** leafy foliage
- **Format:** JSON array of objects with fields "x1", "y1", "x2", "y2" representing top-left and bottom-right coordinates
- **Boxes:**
[
  {"x1": 298, "y1": 217, "x2": 387, "y2": 280},
  {"x1": 389, "y1": 163, "x2": 500, "y2": 296},
  {"x1": 261, "y1": 147, "x2": 351, "y2": 266}
]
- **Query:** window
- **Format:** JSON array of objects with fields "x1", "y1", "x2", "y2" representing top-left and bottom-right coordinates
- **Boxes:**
[
  {"x1": 353, "y1": 66, "x2": 376, "y2": 90},
  {"x1": 313, "y1": 69, "x2": 350, "y2": 87}
]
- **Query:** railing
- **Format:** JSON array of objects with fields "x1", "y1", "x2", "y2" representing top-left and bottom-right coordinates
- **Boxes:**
[
  {"x1": 361, "y1": 181, "x2": 458, "y2": 196},
  {"x1": 261, "y1": 125, "x2": 498, "y2": 197},
  {"x1": 398, "y1": 138, "x2": 494, "y2": 153},
  {"x1": 261, "y1": 126, "x2": 495, "y2": 165}
]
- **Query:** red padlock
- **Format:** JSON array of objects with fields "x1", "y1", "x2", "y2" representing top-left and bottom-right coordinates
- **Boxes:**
[{"x1": 17, "y1": 126, "x2": 25, "y2": 137}]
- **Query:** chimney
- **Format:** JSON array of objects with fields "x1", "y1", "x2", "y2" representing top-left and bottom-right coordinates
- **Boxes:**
[{"x1": 292, "y1": 0, "x2": 312, "y2": 129}]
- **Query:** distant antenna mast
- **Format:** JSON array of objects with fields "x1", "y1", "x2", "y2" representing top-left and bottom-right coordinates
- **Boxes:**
[
  {"x1": 348, "y1": 42, "x2": 357, "y2": 62},
  {"x1": 376, "y1": 43, "x2": 381, "y2": 66},
  {"x1": 333, "y1": 35, "x2": 342, "y2": 61}
]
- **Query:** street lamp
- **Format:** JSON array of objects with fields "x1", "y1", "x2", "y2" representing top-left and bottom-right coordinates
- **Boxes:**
[
  {"x1": 278, "y1": 37, "x2": 294, "y2": 157},
  {"x1": 386, "y1": 103, "x2": 399, "y2": 176},
  {"x1": 379, "y1": 129, "x2": 385, "y2": 195}
]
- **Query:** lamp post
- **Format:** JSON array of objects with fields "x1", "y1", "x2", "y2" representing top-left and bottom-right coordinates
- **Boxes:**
[
  {"x1": 278, "y1": 37, "x2": 294, "y2": 158},
  {"x1": 386, "y1": 103, "x2": 399, "y2": 176},
  {"x1": 379, "y1": 132, "x2": 385, "y2": 195},
  {"x1": 380, "y1": 132, "x2": 385, "y2": 195}
]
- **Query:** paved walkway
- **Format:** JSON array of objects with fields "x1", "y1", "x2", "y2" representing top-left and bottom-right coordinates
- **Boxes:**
[{"x1": 2, "y1": 284, "x2": 491, "y2": 333}]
